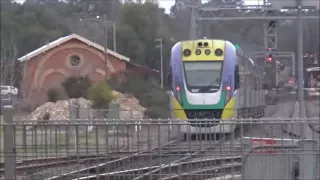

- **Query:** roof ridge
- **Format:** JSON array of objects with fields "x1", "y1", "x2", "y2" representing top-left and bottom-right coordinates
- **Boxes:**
[{"x1": 17, "y1": 33, "x2": 130, "y2": 62}]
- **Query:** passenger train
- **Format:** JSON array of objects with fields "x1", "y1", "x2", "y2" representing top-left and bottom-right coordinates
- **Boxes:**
[{"x1": 168, "y1": 38, "x2": 266, "y2": 135}]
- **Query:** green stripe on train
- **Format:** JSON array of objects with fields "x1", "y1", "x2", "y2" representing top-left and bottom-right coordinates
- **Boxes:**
[{"x1": 181, "y1": 90, "x2": 226, "y2": 109}]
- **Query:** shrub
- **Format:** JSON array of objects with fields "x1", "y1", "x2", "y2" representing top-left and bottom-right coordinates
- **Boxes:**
[
  {"x1": 108, "y1": 71, "x2": 170, "y2": 119},
  {"x1": 61, "y1": 76, "x2": 92, "y2": 98},
  {"x1": 144, "y1": 106, "x2": 170, "y2": 119},
  {"x1": 88, "y1": 82, "x2": 114, "y2": 109},
  {"x1": 107, "y1": 73, "x2": 125, "y2": 93},
  {"x1": 42, "y1": 112, "x2": 51, "y2": 121},
  {"x1": 47, "y1": 88, "x2": 62, "y2": 102}
]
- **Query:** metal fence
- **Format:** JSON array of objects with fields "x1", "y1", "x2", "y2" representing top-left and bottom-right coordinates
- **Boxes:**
[
  {"x1": 0, "y1": 107, "x2": 319, "y2": 180},
  {"x1": 69, "y1": 100, "x2": 146, "y2": 120}
]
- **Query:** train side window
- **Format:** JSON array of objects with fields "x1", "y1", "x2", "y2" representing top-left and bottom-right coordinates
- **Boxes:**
[{"x1": 235, "y1": 65, "x2": 240, "y2": 89}]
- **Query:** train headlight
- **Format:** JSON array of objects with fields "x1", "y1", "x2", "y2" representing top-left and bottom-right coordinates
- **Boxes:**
[
  {"x1": 226, "y1": 85, "x2": 231, "y2": 91},
  {"x1": 215, "y1": 49, "x2": 223, "y2": 56},
  {"x1": 183, "y1": 49, "x2": 191, "y2": 57},
  {"x1": 176, "y1": 86, "x2": 182, "y2": 103},
  {"x1": 205, "y1": 49, "x2": 211, "y2": 55},
  {"x1": 225, "y1": 85, "x2": 232, "y2": 103},
  {"x1": 195, "y1": 49, "x2": 201, "y2": 55}
]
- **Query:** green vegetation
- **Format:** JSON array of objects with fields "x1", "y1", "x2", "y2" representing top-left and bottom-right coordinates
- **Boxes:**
[
  {"x1": 108, "y1": 72, "x2": 170, "y2": 118},
  {"x1": 61, "y1": 76, "x2": 92, "y2": 99},
  {"x1": 87, "y1": 82, "x2": 115, "y2": 109},
  {"x1": 1, "y1": 0, "x2": 319, "y2": 118}
]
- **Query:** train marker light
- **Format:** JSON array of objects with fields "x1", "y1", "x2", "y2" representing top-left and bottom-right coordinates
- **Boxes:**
[
  {"x1": 195, "y1": 49, "x2": 201, "y2": 55},
  {"x1": 203, "y1": 42, "x2": 209, "y2": 47},
  {"x1": 205, "y1": 49, "x2": 211, "y2": 55},
  {"x1": 183, "y1": 49, "x2": 191, "y2": 56},
  {"x1": 215, "y1": 49, "x2": 223, "y2": 56},
  {"x1": 176, "y1": 86, "x2": 180, "y2": 91}
]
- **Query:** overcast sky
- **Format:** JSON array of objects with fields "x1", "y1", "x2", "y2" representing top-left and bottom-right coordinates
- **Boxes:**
[{"x1": 14, "y1": 0, "x2": 263, "y2": 14}]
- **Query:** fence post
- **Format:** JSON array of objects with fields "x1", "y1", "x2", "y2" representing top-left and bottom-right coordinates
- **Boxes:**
[
  {"x1": 3, "y1": 106, "x2": 16, "y2": 180},
  {"x1": 107, "y1": 103, "x2": 120, "y2": 132},
  {"x1": 298, "y1": 139, "x2": 319, "y2": 180},
  {"x1": 68, "y1": 100, "x2": 77, "y2": 153}
]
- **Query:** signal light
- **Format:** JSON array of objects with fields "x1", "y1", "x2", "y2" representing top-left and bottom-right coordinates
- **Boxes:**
[
  {"x1": 289, "y1": 77, "x2": 293, "y2": 84},
  {"x1": 226, "y1": 85, "x2": 231, "y2": 91},
  {"x1": 267, "y1": 54, "x2": 272, "y2": 62},
  {"x1": 176, "y1": 86, "x2": 180, "y2": 91},
  {"x1": 267, "y1": 57, "x2": 272, "y2": 62}
]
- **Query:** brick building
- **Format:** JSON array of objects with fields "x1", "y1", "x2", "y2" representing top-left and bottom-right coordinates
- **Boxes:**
[{"x1": 18, "y1": 33, "x2": 159, "y2": 106}]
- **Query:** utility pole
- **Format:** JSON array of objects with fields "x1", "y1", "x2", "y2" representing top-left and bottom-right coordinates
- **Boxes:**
[
  {"x1": 190, "y1": 8, "x2": 197, "y2": 40},
  {"x1": 296, "y1": 0, "x2": 305, "y2": 117},
  {"x1": 155, "y1": 38, "x2": 163, "y2": 88},
  {"x1": 113, "y1": 21, "x2": 116, "y2": 52},
  {"x1": 103, "y1": 14, "x2": 108, "y2": 79},
  {"x1": 80, "y1": 15, "x2": 118, "y2": 77},
  {"x1": 186, "y1": 0, "x2": 201, "y2": 40}
]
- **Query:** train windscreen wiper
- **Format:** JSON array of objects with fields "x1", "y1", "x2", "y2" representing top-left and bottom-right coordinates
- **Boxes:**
[{"x1": 201, "y1": 78, "x2": 220, "y2": 92}]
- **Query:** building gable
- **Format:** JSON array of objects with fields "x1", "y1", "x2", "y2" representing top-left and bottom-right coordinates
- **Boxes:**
[{"x1": 17, "y1": 33, "x2": 130, "y2": 62}]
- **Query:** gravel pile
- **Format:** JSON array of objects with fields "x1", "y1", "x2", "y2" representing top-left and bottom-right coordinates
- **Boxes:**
[
  {"x1": 24, "y1": 91, "x2": 146, "y2": 121},
  {"x1": 111, "y1": 91, "x2": 146, "y2": 119},
  {"x1": 26, "y1": 98, "x2": 91, "y2": 121}
]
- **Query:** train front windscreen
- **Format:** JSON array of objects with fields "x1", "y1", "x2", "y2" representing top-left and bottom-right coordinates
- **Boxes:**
[{"x1": 183, "y1": 61, "x2": 223, "y2": 93}]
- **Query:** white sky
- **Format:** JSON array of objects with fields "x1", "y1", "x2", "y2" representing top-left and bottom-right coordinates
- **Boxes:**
[{"x1": 13, "y1": 0, "x2": 263, "y2": 14}]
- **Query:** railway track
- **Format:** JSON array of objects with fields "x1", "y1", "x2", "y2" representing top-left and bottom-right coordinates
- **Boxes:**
[
  {"x1": 4, "y1": 95, "x2": 283, "y2": 180},
  {"x1": 0, "y1": 154, "x2": 118, "y2": 175},
  {"x1": 61, "y1": 133, "x2": 243, "y2": 180},
  {"x1": 305, "y1": 100, "x2": 320, "y2": 134},
  {"x1": 42, "y1": 139, "x2": 182, "y2": 180}
]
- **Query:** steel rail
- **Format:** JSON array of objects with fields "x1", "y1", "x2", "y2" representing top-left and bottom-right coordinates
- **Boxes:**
[
  {"x1": 305, "y1": 100, "x2": 320, "y2": 134},
  {"x1": 45, "y1": 140, "x2": 180, "y2": 180},
  {"x1": 0, "y1": 156, "x2": 119, "y2": 175},
  {"x1": 132, "y1": 137, "x2": 234, "y2": 180},
  {"x1": 159, "y1": 163, "x2": 242, "y2": 180},
  {"x1": 71, "y1": 156, "x2": 242, "y2": 180}
]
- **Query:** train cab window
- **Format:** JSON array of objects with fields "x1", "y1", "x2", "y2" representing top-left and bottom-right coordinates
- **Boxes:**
[
  {"x1": 184, "y1": 61, "x2": 223, "y2": 91},
  {"x1": 235, "y1": 65, "x2": 240, "y2": 89}
]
